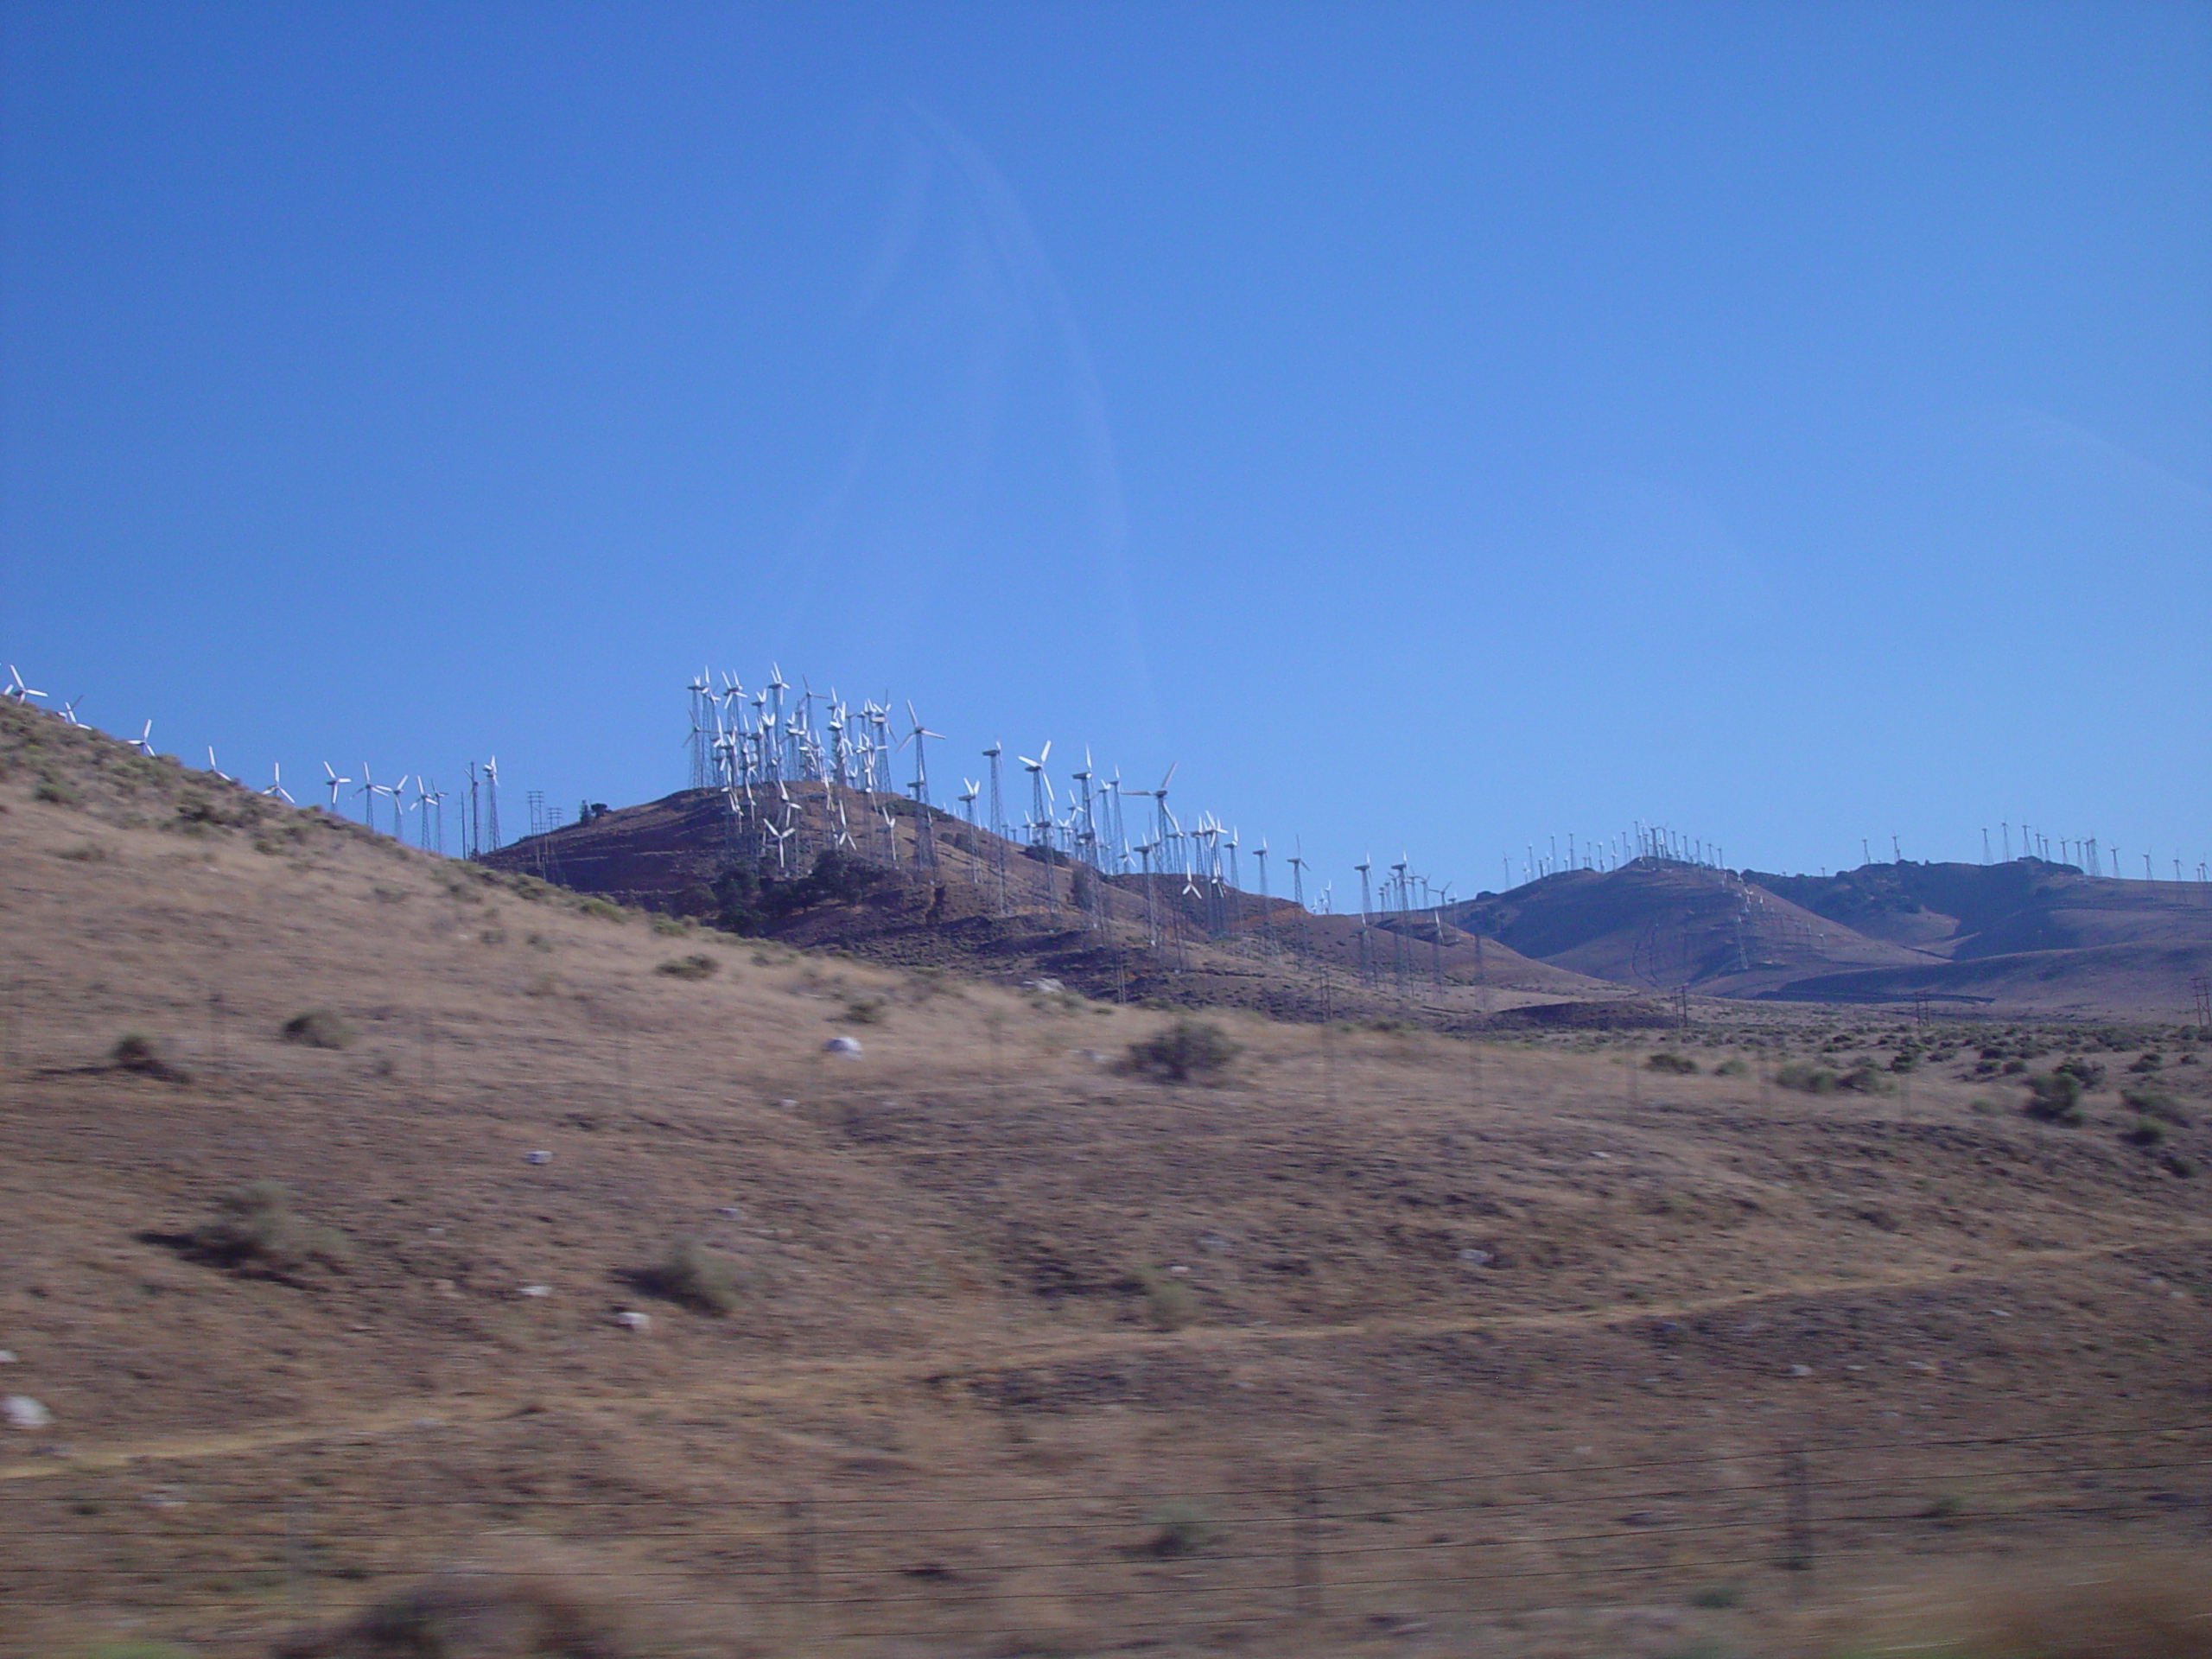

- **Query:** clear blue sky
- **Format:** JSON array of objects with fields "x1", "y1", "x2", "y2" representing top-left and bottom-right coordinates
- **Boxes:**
[{"x1": 4, "y1": 3, "x2": 2207, "y2": 893}]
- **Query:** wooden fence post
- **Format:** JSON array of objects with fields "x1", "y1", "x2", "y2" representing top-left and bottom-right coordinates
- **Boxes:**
[
  {"x1": 1293, "y1": 1468, "x2": 1321, "y2": 1618},
  {"x1": 1781, "y1": 1445, "x2": 1815, "y2": 1595}
]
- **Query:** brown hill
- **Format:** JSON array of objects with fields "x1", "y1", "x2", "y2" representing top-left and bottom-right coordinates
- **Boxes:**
[
  {"x1": 1447, "y1": 861, "x2": 1932, "y2": 995},
  {"x1": 4, "y1": 694, "x2": 2210, "y2": 1656},
  {"x1": 482, "y1": 782, "x2": 1622, "y2": 1026},
  {"x1": 1448, "y1": 858, "x2": 2212, "y2": 1015},
  {"x1": 1752, "y1": 858, "x2": 2212, "y2": 960}
]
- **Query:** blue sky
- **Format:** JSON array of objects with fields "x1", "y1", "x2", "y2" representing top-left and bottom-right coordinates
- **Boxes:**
[{"x1": 3, "y1": 3, "x2": 2207, "y2": 893}]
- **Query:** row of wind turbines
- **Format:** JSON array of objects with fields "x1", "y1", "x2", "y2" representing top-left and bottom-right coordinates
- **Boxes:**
[{"x1": 2, "y1": 665, "x2": 505, "y2": 859}]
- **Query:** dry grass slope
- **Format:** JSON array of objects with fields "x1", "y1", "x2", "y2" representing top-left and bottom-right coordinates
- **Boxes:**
[{"x1": 2, "y1": 698, "x2": 2208, "y2": 1659}]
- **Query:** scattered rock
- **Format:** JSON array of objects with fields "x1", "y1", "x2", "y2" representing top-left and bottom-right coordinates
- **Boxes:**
[
  {"x1": 0, "y1": 1350, "x2": 16, "y2": 1364},
  {"x1": 5, "y1": 1395, "x2": 53, "y2": 1430},
  {"x1": 823, "y1": 1036, "x2": 863, "y2": 1057},
  {"x1": 777, "y1": 1098, "x2": 798, "y2": 1109},
  {"x1": 717, "y1": 1205, "x2": 744, "y2": 1220},
  {"x1": 1078, "y1": 1048, "x2": 1105, "y2": 1064},
  {"x1": 613, "y1": 1310, "x2": 652, "y2": 1332},
  {"x1": 1166, "y1": 1264, "x2": 1191, "y2": 1276},
  {"x1": 518, "y1": 1285, "x2": 552, "y2": 1299},
  {"x1": 1457, "y1": 1249, "x2": 1494, "y2": 1268},
  {"x1": 1198, "y1": 1233, "x2": 1230, "y2": 1254},
  {"x1": 524, "y1": 1150, "x2": 552, "y2": 1166},
  {"x1": 1789, "y1": 1364, "x2": 1813, "y2": 1377},
  {"x1": 1023, "y1": 977, "x2": 1065, "y2": 995}
]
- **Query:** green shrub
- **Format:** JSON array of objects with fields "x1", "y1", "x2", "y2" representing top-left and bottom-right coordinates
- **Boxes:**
[
  {"x1": 188, "y1": 1180, "x2": 351, "y2": 1278},
  {"x1": 1836, "y1": 1062, "x2": 1888, "y2": 1094},
  {"x1": 2122, "y1": 1117, "x2": 2166, "y2": 1148},
  {"x1": 1646, "y1": 1052, "x2": 1698, "y2": 1074},
  {"x1": 656, "y1": 954, "x2": 719, "y2": 981},
  {"x1": 2054, "y1": 1056, "x2": 2106, "y2": 1089},
  {"x1": 840, "y1": 993, "x2": 889, "y2": 1026},
  {"x1": 1713, "y1": 1058, "x2": 1749, "y2": 1077},
  {"x1": 2022, "y1": 1071, "x2": 2085, "y2": 1125},
  {"x1": 111, "y1": 1032, "x2": 187, "y2": 1080},
  {"x1": 578, "y1": 897, "x2": 623, "y2": 923},
  {"x1": 650, "y1": 915, "x2": 690, "y2": 938},
  {"x1": 283, "y1": 1008, "x2": 356, "y2": 1050},
  {"x1": 34, "y1": 776, "x2": 81, "y2": 805},
  {"x1": 2121, "y1": 1087, "x2": 2188, "y2": 1125},
  {"x1": 637, "y1": 1240, "x2": 742, "y2": 1314},
  {"x1": 1145, "y1": 1501, "x2": 1217, "y2": 1557},
  {"x1": 1688, "y1": 1583, "x2": 1743, "y2": 1610},
  {"x1": 1126, "y1": 1020, "x2": 1240, "y2": 1083},
  {"x1": 1776, "y1": 1062, "x2": 1837, "y2": 1095},
  {"x1": 1132, "y1": 1267, "x2": 1198, "y2": 1329}
]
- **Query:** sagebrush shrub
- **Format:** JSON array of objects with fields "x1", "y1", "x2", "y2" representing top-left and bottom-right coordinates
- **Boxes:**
[
  {"x1": 1126, "y1": 1020, "x2": 1240, "y2": 1083},
  {"x1": 283, "y1": 1008, "x2": 356, "y2": 1050},
  {"x1": 1146, "y1": 1502, "x2": 1217, "y2": 1557},
  {"x1": 639, "y1": 1240, "x2": 742, "y2": 1314},
  {"x1": 188, "y1": 1180, "x2": 351, "y2": 1278},
  {"x1": 2023, "y1": 1071, "x2": 2085, "y2": 1125},
  {"x1": 111, "y1": 1032, "x2": 187, "y2": 1080}
]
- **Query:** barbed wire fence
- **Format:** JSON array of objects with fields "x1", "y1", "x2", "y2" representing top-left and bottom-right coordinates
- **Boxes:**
[{"x1": 8, "y1": 1423, "x2": 2207, "y2": 1645}]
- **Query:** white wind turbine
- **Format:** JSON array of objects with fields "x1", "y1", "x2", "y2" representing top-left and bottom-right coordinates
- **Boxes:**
[
  {"x1": 206, "y1": 747, "x2": 238, "y2": 784},
  {"x1": 56, "y1": 696, "x2": 85, "y2": 727},
  {"x1": 263, "y1": 763, "x2": 295, "y2": 804},
  {"x1": 3, "y1": 666, "x2": 45, "y2": 703},
  {"x1": 321, "y1": 762, "x2": 350, "y2": 810},
  {"x1": 133, "y1": 721, "x2": 157, "y2": 756},
  {"x1": 1020, "y1": 741, "x2": 1053, "y2": 855}
]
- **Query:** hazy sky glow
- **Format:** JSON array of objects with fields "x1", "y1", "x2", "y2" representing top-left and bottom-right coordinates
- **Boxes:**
[{"x1": 3, "y1": 3, "x2": 2207, "y2": 891}]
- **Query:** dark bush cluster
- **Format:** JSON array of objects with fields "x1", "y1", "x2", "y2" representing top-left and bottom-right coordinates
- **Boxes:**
[
  {"x1": 2022, "y1": 1070, "x2": 2086, "y2": 1125},
  {"x1": 283, "y1": 1008, "x2": 357, "y2": 1050},
  {"x1": 635, "y1": 1240, "x2": 743, "y2": 1314},
  {"x1": 111, "y1": 1032, "x2": 188, "y2": 1081},
  {"x1": 1125, "y1": 1019, "x2": 1241, "y2": 1083},
  {"x1": 708, "y1": 848, "x2": 891, "y2": 935},
  {"x1": 188, "y1": 1180, "x2": 351, "y2": 1280}
]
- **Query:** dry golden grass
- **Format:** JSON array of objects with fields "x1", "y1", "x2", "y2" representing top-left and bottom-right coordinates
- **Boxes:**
[{"x1": 3, "y1": 702, "x2": 2209, "y2": 1657}]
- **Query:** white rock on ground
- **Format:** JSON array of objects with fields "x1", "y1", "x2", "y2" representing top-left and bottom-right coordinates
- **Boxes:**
[
  {"x1": 823, "y1": 1036, "x2": 862, "y2": 1056},
  {"x1": 5, "y1": 1395, "x2": 53, "y2": 1430},
  {"x1": 613, "y1": 1310, "x2": 651, "y2": 1332},
  {"x1": 518, "y1": 1285, "x2": 552, "y2": 1299}
]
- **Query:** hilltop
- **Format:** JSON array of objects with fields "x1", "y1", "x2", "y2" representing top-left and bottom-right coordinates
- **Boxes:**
[
  {"x1": 480, "y1": 782, "x2": 1620, "y2": 1027},
  {"x1": 4, "y1": 693, "x2": 2211, "y2": 1658},
  {"x1": 486, "y1": 782, "x2": 2212, "y2": 1022}
]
